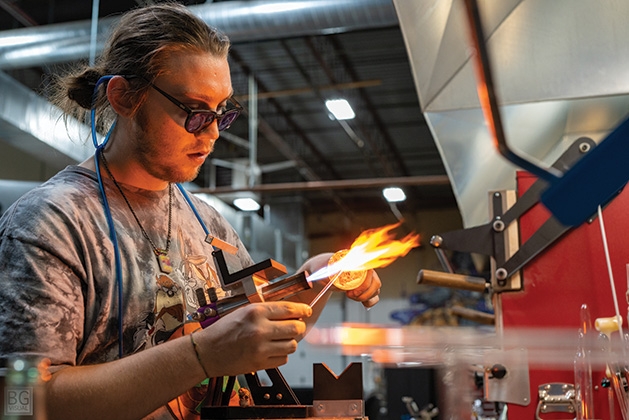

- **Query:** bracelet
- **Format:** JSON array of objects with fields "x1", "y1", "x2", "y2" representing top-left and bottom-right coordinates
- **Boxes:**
[{"x1": 190, "y1": 332, "x2": 211, "y2": 378}]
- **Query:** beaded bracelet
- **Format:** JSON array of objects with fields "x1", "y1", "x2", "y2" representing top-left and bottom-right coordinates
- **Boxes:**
[{"x1": 190, "y1": 332, "x2": 211, "y2": 378}]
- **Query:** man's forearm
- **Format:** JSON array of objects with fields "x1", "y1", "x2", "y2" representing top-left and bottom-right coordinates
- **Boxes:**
[{"x1": 45, "y1": 334, "x2": 205, "y2": 420}]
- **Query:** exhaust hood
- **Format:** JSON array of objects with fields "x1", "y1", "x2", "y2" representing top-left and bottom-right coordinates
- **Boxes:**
[{"x1": 393, "y1": 0, "x2": 629, "y2": 227}]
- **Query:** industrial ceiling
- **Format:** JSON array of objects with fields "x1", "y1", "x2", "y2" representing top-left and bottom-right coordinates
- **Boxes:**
[
  {"x1": 5, "y1": 0, "x2": 626, "y2": 235},
  {"x1": 0, "y1": 0, "x2": 457, "y2": 230}
]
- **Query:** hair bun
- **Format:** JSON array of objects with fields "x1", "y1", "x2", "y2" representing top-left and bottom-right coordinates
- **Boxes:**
[{"x1": 67, "y1": 69, "x2": 103, "y2": 109}]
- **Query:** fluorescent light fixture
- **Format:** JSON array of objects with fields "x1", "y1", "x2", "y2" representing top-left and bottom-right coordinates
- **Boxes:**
[
  {"x1": 325, "y1": 99, "x2": 355, "y2": 120},
  {"x1": 251, "y1": 3, "x2": 306, "y2": 14},
  {"x1": 383, "y1": 187, "x2": 406, "y2": 203},
  {"x1": 233, "y1": 197, "x2": 261, "y2": 211}
]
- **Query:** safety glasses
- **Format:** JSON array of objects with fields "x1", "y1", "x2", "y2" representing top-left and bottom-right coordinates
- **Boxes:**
[{"x1": 134, "y1": 76, "x2": 242, "y2": 133}]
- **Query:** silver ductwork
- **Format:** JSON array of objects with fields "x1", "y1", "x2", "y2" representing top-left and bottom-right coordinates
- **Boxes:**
[
  {"x1": 0, "y1": 0, "x2": 398, "y2": 69},
  {"x1": 0, "y1": 0, "x2": 398, "y2": 176},
  {"x1": 0, "y1": 0, "x2": 397, "y2": 176},
  {"x1": 394, "y1": 0, "x2": 629, "y2": 227},
  {"x1": 0, "y1": 71, "x2": 93, "y2": 165}
]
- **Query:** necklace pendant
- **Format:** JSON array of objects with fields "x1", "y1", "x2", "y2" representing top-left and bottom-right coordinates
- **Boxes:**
[{"x1": 156, "y1": 249, "x2": 173, "y2": 274}]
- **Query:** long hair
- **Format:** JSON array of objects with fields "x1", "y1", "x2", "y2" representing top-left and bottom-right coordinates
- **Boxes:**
[{"x1": 51, "y1": 2, "x2": 231, "y2": 135}]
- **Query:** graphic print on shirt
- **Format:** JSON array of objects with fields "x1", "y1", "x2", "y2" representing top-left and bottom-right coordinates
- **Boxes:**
[
  {"x1": 169, "y1": 228, "x2": 227, "y2": 419},
  {"x1": 176, "y1": 228, "x2": 225, "y2": 306},
  {"x1": 137, "y1": 227, "x2": 223, "y2": 350},
  {"x1": 150, "y1": 274, "x2": 186, "y2": 345}
]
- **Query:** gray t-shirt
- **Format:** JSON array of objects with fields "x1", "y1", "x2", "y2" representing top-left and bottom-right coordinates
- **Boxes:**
[{"x1": 0, "y1": 165, "x2": 253, "y2": 418}]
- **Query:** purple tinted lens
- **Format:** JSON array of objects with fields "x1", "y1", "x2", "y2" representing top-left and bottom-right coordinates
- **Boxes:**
[
  {"x1": 217, "y1": 110, "x2": 240, "y2": 131},
  {"x1": 185, "y1": 109, "x2": 240, "y2": 132},
  {"x1": 185, "y1": 112, "x2": 215, "y2": 133}
]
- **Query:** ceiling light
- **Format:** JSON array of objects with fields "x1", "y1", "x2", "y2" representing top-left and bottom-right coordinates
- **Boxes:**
[
  {"x1": 325, "y1": 99, "x2": 355, "y2": 120},
  {"x1": 233, "y1": 197, "x2": 260, "y2": 211},
  {"x1": 383, "y1": 187, "x2": 406, "y2": 203}
]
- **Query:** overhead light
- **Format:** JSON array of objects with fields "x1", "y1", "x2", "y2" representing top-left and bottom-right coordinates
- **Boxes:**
[
  {"x1": 233, "y1": 197, "x2": 260, "y2": 211},
  {"x1": 383, "y1": 187, "x2": 406, "y2": 203},
  {"x1": 325, "y1": 99, "x2": 355, "y2": 120}
]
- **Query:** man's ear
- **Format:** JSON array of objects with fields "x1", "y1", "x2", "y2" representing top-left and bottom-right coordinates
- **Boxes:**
[{"x1": 106, "y1": 76, "x2": 136, "y2": 117}]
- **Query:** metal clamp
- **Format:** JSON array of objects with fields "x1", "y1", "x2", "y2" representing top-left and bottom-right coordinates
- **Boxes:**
[{"x1": 535, "y1": 382, "x2": 577, "y2": 420}]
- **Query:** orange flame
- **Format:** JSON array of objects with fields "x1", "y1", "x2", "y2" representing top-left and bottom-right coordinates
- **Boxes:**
[{"x1": 308, "y1": 222, "x2": 420, "y2": 281}]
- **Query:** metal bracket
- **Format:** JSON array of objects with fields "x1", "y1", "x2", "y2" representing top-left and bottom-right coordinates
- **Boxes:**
[
  {"x1": 212, "y1": 248, "x2": 287, "y2": 297},
  {"x1": 245, "y1": 368, "x2": 301, "y2": 406},
  {"x1": 489, "y1": 189, "x2": 521, "y2": 292},
  {"x1": 200, "y1": 363, "x2": 366, "y2": 419},
  {"x1": 192, "y1": 251, "x2": 310, "y2": 328},
  {"x1": 482, "y1": 348, "x2": 531, "y2": 407},
  {"x1": 535, "y1": 382, "x2": 577, "y2": 420},
  {"x1": 312, "y1": 363, "x2": 364, "y2": 417},
  {"x1": 429, "y1": 137, "x2": 595, "y2": 291}
]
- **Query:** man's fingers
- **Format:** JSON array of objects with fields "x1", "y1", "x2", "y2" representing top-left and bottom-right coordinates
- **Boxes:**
[
  {"x1": 271, "y1": 319, "x2": 307, "y2": 340},
  {"x1": 264, "y1": 301, "x2": 312, "y2": 320}
]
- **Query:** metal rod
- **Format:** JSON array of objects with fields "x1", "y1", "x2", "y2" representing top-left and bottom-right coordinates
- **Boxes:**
[
  {"x1": 234, "y1": 79, "x2": 382, "y2": 101},
  {"x1": 0, "y1": 0, "x2": 38, "y2": 27},
  {"x1": 248, "y1": 74, "x2": 258, "y2": 188},
  {"x1": 417, "y1": 269, "x2": 486, "y2": 293},
  {"x1": 191, "y1": 175, "x2": 450, "y2": 195},
  {"x1": 462, "y1": 0, "x2": 562, "y2": 183},
  {"x1": 89, "y1": 0, "x2": 100, "y2": 66},
  {"x1": 309, "y1": 271, "x2": 343, "y2": 308}
]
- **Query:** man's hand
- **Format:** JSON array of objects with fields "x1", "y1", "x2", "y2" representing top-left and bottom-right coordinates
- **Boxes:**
[
  {"x1": 299, "y1": 252, "x2": 383, "y2": 308},
  {"x1": 344, "y1": 269, "x2": 381, "y2": 308},
  {"x1": 195, "y1": 301, "x2": 312, "y2": 377}
]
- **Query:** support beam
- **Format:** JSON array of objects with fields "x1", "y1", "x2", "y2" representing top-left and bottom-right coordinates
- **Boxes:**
[{"x1": 192, "y1": 175, "x2": 450, "y2": 194}]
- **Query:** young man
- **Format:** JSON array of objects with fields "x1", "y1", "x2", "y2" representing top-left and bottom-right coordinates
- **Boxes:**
[{"x1": 0, "y1": 3, "x2": 381, "y2": 420}]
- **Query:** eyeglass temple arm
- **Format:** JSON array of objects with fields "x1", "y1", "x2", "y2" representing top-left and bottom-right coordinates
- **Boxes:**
[
  {"x1": 229, "y1": 94, "x2": 245, "y2": 111},
  {"x1": 126, "y1": 74, "x2": 243, "y2": 113}
]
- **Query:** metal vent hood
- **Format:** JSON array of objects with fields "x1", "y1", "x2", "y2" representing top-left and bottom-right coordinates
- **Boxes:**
[{"x1": 393, "y1": 0, "x2": 629, "y2": 227}]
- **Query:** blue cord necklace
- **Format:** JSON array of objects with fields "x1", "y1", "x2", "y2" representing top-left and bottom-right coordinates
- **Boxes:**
[{"x1": 91, "y1": 75, "x2": 215, "y2": 357}]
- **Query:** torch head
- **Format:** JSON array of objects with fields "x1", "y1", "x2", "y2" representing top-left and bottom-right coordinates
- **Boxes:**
[{"x1": 328, "y1": 249, "x2": 368, "y2": 291}]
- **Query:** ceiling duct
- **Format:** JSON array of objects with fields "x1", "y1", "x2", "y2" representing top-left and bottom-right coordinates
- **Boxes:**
[
  {"x1": 0, "y1": 71, "x2": 93, "y2": 165},
  {"x1": 0, "y1": 0, "x2": 398, "y2": 69},
  {"x1": 0, "y1": 0, "x2": 398, "y2": 173},
  {"x1": 394, "y1": 0, "x2": 629, "y2": 227}
]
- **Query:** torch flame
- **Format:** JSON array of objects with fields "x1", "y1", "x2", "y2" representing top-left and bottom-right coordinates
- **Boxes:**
[{"x1": 307, "y1": 222, "x2": 420, "y2": 281}]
